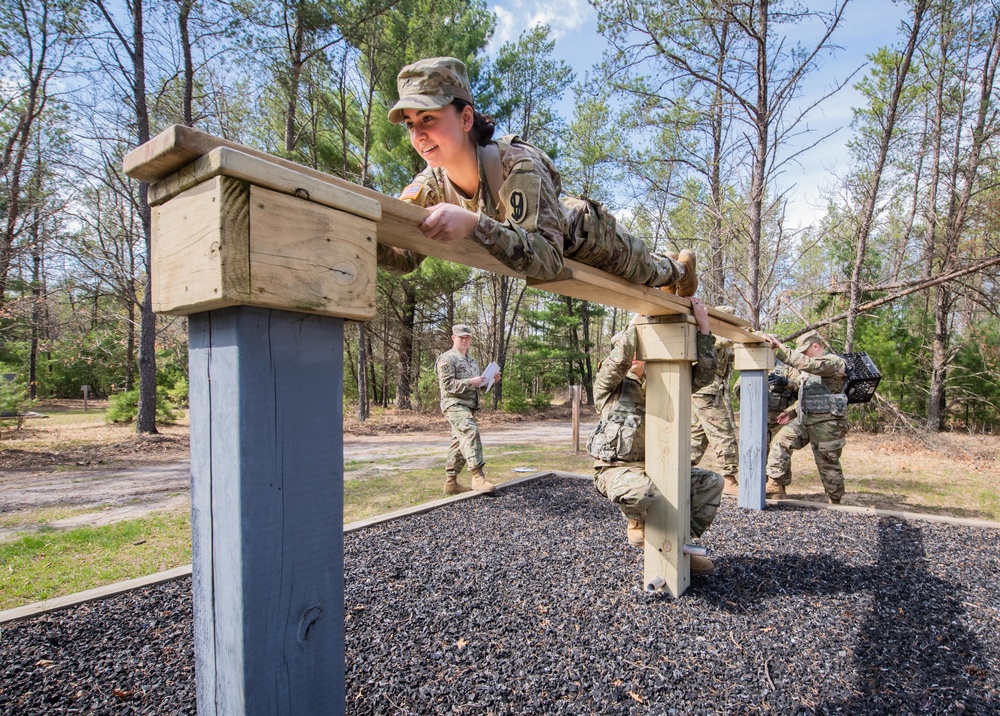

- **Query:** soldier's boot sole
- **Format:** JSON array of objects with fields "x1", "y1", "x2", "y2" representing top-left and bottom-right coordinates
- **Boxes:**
[
  {"x1": 471, "y1": 469, "x2": 496, "y2": 493},
  {"x1": 676, "y1": 249, "x2": 698, "y2": 297},
  {"x1": 444, "y1": 480, "x2": 471, "y2": 495},
  {"x1": 765, "y1": 479, "x2": 787, "y2": 499},
  {"x1": 627, "y1": 519, "x2": 645, "y2": 547},
  {"x1": 659, "y1": 251, "x2": 679, "y2": 294},
  {"x1": 690, "y1": 554, "x2": 715, "y2": 574}
]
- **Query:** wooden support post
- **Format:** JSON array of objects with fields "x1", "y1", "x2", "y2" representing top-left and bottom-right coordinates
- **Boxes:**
[
  {"x1": 189, "y1": 308, "x2": 345, "y2": 714},
  {"x1": 636, "y1": 316, "x2": 696, "y2": 598},
  {"x1": 140, "y1": 150, "x2": 379, "y2": 715},
  {"x1": 734, "y1": 344, "x2": 775, "y2": 510}
]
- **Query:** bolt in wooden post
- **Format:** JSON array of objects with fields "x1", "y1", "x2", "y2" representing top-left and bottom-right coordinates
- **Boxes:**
[{"x1": 636, "y1": 316, "x2": 697, "y2": 598}]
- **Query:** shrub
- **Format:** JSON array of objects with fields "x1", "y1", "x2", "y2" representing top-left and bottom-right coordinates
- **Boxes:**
[{"x1": 106, "y1": 388, "x2": 179, "y2": 425}]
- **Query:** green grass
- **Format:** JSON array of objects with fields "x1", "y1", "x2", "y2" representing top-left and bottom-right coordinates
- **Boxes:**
[
  {"x1": 0, "y1": 512, "x2": 191, "y2": 611},
  {"x1": 0, "y1": 444, "x2": 591, "y2": 610},
  {"x1": 344, "y1": 444, "x2": 593, "y2": 522}
]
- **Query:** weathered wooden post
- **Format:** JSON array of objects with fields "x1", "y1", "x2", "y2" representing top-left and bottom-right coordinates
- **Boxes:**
[
  {"x1": 635, "y1": 315, "x2": 697, "y2": 598},
  {"x1": 143, "y1": 147, "x2": 380, "y2": 714},
  {"x1": 734, "y1": 344, "x2": 775, "y2": 510}
]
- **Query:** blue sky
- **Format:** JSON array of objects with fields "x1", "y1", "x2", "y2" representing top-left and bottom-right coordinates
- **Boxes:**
[{"x1": 488, "y1": 0, "x2": 910, "y2": 227}]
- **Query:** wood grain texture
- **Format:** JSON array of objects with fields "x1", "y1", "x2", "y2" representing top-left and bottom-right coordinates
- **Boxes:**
[
  {"x1": 188, "y1": 307, "x2": 346, "y2": 715},
  {"x1": 247, "y1": 185, "x2": 376, "y2": 319},
  {"x1": 152, "y1": 179, "x2": 376, "y2": 320},
  {"x1": 126, "y1": 126, "x2": 766, "y2": 334},
  {"x1": 148, "y1": 147, "x2": 381, "y2": 221},
  {"x1": 640, "y1": 322, "x2": 696, "y2": 598},
  {"x1": 152, "y1": 176, "x2": 252, "y2": 315}
]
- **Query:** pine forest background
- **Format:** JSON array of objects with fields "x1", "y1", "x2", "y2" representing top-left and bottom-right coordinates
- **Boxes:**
[{"x1": 1, "y1": 0, "x2": 998, "y2": 434}]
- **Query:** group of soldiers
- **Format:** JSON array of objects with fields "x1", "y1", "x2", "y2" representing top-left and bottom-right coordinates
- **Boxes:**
[
  {"x1": 384, "y1": 57, "x2": 852, "y2": 579},
  {"x1": 432, "y1": 299, "x2": 851, "y2": 575}
]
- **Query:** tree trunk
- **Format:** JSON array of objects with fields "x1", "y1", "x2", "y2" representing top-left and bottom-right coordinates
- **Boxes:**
[
  {"x1": 845, "y1": 0, "x2": 927, "y2": 352},
  {"x1": 395, "y1": 281, "x2": 417, "y2": 410},
  {"x1": 358, "y1": 323, "x2": 369, "y2": 420}
]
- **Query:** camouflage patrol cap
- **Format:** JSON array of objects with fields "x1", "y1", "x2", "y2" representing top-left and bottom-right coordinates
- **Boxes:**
[
  {"x1": 452, "y1": 323, "x2": 473, "y2": 337},
  {"x1": 795, "y1": 330, "x2": 828, "y2": 350},
  {"x1": 388, "y1": 57, "x2": 474, "y2": 125}
]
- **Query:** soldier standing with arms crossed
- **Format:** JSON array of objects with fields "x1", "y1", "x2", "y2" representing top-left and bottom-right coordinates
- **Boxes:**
[
  {"x1": 437, "y1": 324, "x2": 498, "y2": 495},
  {"x1": 588, "y1": 298, "x2": 723, "y2": 574},
  {"x1": 760, "y1": 331, "x2": 849, "y2": 503}
]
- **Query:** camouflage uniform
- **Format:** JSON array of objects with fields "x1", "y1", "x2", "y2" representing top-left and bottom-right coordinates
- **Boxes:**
[
  {"x1": 765, "y1": 337, "x2": 849, "y2": 501},
  {"x1": 437, "y1": 346, "x2": 485, "y2": 479},
  {"x1": 383, "y1": 58, "x2": 688, "y2": 287},
  {"x1": 733, "y1": 362, "x2": 797, "y2": 445},
  {"x1": 588, "y1": 324, "x2": 723, "y2": 538},
  {"x1": 393, "y1": 139, "x2": 687, "y2": 286},
  {"x1": 690, "y1": 335, "x2": 738, "y2": 477}
]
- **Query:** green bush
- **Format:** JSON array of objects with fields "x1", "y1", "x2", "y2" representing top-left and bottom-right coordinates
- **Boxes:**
[
  {"x1": 0, "y1": 376, "x2": 31, "y2": 433},
  {"x1": 106, "y1": 388, "x2": 179, "y2": 424}
]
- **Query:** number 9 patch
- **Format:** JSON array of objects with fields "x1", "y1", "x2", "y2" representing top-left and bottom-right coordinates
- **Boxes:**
[{"x1": 500, "y1": 170, "x2": 540, "y2": 230}]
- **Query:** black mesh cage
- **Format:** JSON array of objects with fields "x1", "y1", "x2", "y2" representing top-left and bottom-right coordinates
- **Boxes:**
[{"x1": 840, "y1": 352, "x2": 882, "y2": 404}]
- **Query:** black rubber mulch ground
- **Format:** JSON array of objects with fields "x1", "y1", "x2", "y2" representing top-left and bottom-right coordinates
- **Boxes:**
[{"x1": 2, "y1": 474, "x2": 998, "y2": 715}]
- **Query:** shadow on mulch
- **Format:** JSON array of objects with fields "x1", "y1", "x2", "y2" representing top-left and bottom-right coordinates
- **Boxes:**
[{"x1": 2, "y1": 476, "x2": 998, "y2": 715}]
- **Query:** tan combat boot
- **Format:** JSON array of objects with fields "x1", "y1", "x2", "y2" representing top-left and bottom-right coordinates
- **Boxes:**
[
  {"x1": 627, "y1": 518, "x2": 645, "y2": 547},
  {"x1": 723, "y1": 474, "x2": 739, "y2": 496},
  {"x1": 765, "y1": 479, "x2": 786, "y2": 499},
  {"x1": 690, "y1": 554, "x2": 715, "y2": 575},
  {"x1": 660, "y1": 251, "x2": 679, "y2": 294},
  {"x1": 443, "y1": 475, "x2": 471, "y2": 495},
  {"x1": 675, "y1": 249, "x2": 699, "y2": 297},
  {"x1": 828, "y1": 494, "x2": 842, "y2": 505},
  {"x1": 470, "y1": 467, "x2": 496, "y2": 493}
]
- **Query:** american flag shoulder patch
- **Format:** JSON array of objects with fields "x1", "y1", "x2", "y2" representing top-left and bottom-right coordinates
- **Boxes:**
[{"x1": 399, "y1": 182, "x2": 423, "y2": 201}]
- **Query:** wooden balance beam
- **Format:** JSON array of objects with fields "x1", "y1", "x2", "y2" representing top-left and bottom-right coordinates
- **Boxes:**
[{"x1": 125, "y1": 126, "x2": 774, "y2": 715}]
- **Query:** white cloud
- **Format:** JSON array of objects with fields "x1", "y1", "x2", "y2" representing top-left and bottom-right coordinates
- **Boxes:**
[{"x1": 490, "y1": 0, "x2": 593, "y2": 47}]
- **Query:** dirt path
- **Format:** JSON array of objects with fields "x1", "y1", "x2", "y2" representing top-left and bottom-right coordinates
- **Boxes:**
[{"x1": 0, "y1": 420, "x2": 594, "y2": 539}]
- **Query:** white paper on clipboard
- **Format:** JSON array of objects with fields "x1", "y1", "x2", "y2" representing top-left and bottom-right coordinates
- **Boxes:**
[{"x1": 481, "y1": 362, "x2": 501, "y2": 392}]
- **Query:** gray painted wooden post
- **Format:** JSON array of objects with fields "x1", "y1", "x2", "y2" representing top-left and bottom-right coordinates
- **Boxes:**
[
  {"x1": 734, "y1": 344, "x2": 774, "y2": 510},
  {"x1": 189, "y1": 307, "x2": 345, "y2": 715}
]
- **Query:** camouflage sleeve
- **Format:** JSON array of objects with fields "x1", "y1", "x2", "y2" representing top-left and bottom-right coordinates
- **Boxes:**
[
  {"x1": 375, "y1": 174, "x2": 439, "y2": 275},
  {"x1": 692, "y1": 331, "x2": 719, "y2": 392},
  {"x1": 782, "y1": 366, "x2": 801, "y2": 419},
  {"x1": 593, "y1": 325, "x2": 637, "y2": 413},
  {"x1": 437, "y1": 355, "x2": 469, "y2": 397},
  {"x1": 718, "y1": 338, "x2": 734, "y2": 379},
  {"x1": 473, "y1": 157, "x2": 565, "y2": 280},
  {"x1": 776, "y1": 346, "x2": 847, "y2": 378},
  {"x1": 377, "y1": 244, "x2": 425, "y2": 275}
]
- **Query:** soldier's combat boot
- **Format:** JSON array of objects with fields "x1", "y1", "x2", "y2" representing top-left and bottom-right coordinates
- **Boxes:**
[
  {"x1": 828, "y1": 494, "x2": 842, "y2": 505},
  {"x1": 765, "y1": 478, "x2": 786, "y2": 499},
  {"x1": 470, "y1": 467, "x2": 496, "y2": 493},
  {"x1": 723, "y1": 474, "x2": 739, "y2": 496},
  {"x1": 659, "y1": 252, "x2": 679, "y2": 294},
  {"x1": 675, "y1": 249, "x2": 698, "y2": 297},
  {"x1": 689, "y1": 554, "x2": 715, "y2": 575},
  {"x1": 443, "y1": 474, "x2": 471, "y2": 495},
  {"x1": 626, "y1": 518, "x2": 645, "y2": 547}
]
